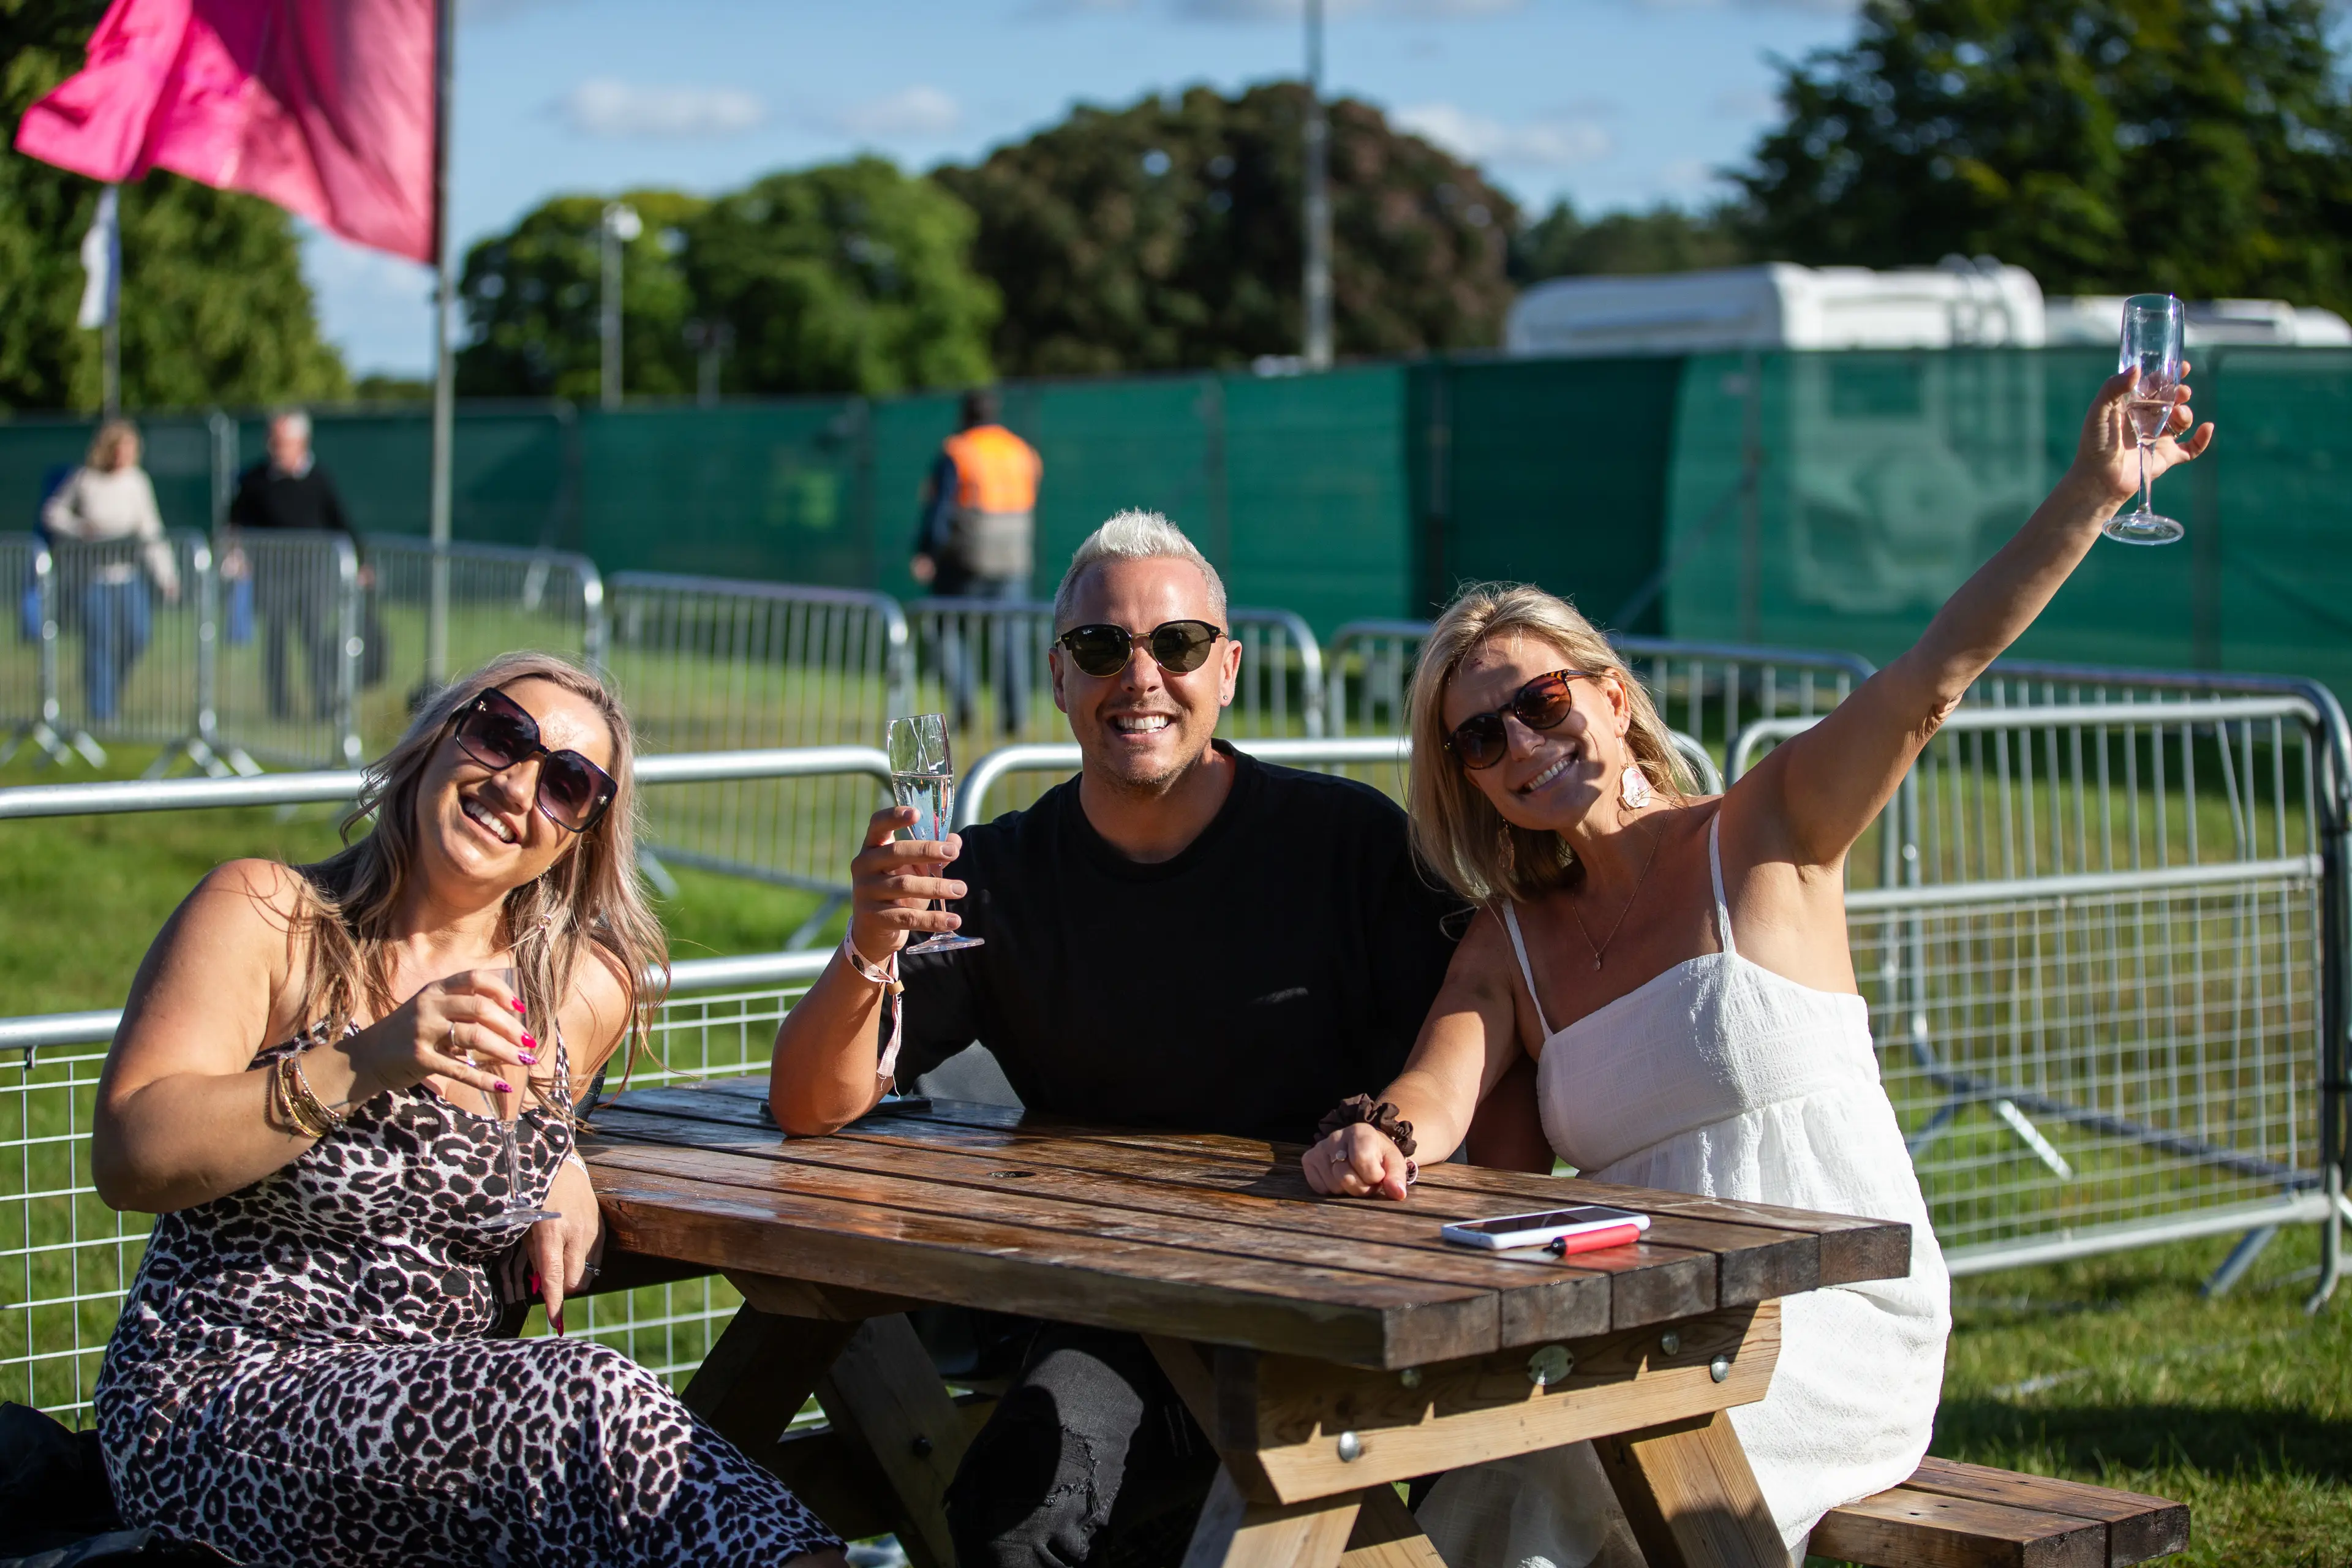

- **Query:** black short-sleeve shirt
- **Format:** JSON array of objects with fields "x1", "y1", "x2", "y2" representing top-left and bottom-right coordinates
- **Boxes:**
[{"x1": 890, "y1": 744, "x2": 1463, "y2": 1145}]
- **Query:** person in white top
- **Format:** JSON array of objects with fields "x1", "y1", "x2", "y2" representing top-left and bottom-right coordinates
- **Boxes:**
[
  {"x1": 1301, "y1": 366, "x2": 2214, "y2": 1565},
  {"x1": 41, "y1": 420, "x2": 181, "y2": 725}
]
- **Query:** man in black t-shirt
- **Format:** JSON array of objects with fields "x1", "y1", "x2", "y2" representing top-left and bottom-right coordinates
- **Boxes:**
[
  {"x1": 227, "y1": 410, "x2": 353, "y2": 720},
  {"x1": 771, "y1": 510, "x2": 1461, "y2": 1567}
]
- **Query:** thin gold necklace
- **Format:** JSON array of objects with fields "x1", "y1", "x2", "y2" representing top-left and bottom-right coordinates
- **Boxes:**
[{"x1": 1568, "y1": 816, "x2": 1662, "y2": 970}]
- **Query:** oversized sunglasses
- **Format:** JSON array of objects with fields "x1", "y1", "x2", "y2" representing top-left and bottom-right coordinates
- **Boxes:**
[
  {"x1": 1445, "y1": 669, "x2": 1598, "y2": 771},
  {"x1": 451, "y1": 687, "x2": 617, "y2": 834},
  {"x1": 1054, "y1": 619, "x2": 1226, "y2": 678}
]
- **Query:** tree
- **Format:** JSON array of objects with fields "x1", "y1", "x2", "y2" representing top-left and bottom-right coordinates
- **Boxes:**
[
  {"x1": 937, "y1": 83, "x2": 1518, "y2": 375},
  {"x1": 682, "y1": 157, "x2": 997, "y2": 398},
  {"x1": 1512, "y1": 199, "x2": 1749, "y2": 283},
  {"x1": 1739, "y1": 0, "x2": 2352, "y2": 311},
  {"x1": 0, "y1": 0, "x2": 349, "y2": 412},
  {"x1": 456, "y1": 190, "x2": 707, "y2": 399}
]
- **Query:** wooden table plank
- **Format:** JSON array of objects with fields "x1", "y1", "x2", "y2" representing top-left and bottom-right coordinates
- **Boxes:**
[
  {"x1": 595, "y1": 1137, "x2": 1558, "y2": 1342},
  {"x1": 589, "y1": 1159, "x2": 1496, "y2": 1367},
  {"x1": 1900, "y1": 1458, "x2": 2190, "y2": 1566},
  {"x1": 590, "y1": 1109, "x2": 1615, "y2": 1340},
  {"x1": 1809, "y1": 1487, "x2": 2109, "y2": 1568}
]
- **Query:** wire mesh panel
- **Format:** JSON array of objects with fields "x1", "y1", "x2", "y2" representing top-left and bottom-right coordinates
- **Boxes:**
[
  {"x1": 213, "y1": 530, "x2": 363, "y2": 769},
  {"x1": 361, "y1": 537, "x2": 607, "y2": 754},
  {"x1": 45, "y1": 533, "x2": 209, "y2": 761},
  {"x1": 605, "y1": 574, "x2": 907, "y2": 892},
  {"x1": 0, "y1": 1028, "x2": 148, "y2": 1424},
  {"x1": 1736, "y1": 695, "x2": 2334, "y2": 1270}
]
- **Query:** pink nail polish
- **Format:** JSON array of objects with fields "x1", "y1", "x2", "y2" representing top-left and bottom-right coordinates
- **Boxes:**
[
  {"x1": 511, "y1": 997, "x2": 527, "y2": 1012},
  {"x1": 520, "y1": 1033, "x2": 537, "y2": 1049},
  {"x1": 495, "y1": 1080, "x2": 513, "y2": 1093},
  {"x1": 519, "y1": 1050, "x2": 538, "y2": 1066}
]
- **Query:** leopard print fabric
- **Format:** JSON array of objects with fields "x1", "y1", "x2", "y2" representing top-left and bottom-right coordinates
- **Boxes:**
[{"x1": 95, "y1": 1028, "x2": 840, "y2": 1567}]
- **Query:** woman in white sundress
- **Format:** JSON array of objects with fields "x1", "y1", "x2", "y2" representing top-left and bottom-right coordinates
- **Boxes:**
[{"x1": 1301, "y1": 367, "x2": 2213, "y2": 1566}]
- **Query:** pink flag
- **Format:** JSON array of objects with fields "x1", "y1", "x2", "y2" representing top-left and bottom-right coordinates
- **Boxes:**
[{"x1": 15, "y1": 0, "x2": 439, "y2": 265}]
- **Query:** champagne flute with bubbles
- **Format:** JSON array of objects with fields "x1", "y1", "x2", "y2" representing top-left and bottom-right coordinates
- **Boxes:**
[
  {"x1": 887, "y1": 714, "x2": 984, "y2": 954},
  {"x1": 2107, "y1": 293, "x2": 2188, "y2": 546},
  {"x1": 477, "y1": 966, "x2": 562, "y2": 1232}
]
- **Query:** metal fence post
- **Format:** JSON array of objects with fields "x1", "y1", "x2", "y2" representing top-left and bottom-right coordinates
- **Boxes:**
[{"x1": 2, "y1": 545, "x2": 102, "y2": 769}]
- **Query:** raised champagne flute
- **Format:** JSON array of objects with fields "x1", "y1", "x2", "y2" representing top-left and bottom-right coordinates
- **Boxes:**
[
  {"x1": 2106, "y1": 293, "x2": 2187, "y2": 546},
  {"x1": 886, "y1": 714, "x2": 984, "y2": 954},
  {"x1": 478, "y1": 965, "x2": 562, "y2": 1231}
]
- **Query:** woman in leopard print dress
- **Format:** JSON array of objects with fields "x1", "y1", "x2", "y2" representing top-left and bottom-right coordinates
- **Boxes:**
[{"x1": 91, "y1": 654, "x2": 844, "y2": 1567}]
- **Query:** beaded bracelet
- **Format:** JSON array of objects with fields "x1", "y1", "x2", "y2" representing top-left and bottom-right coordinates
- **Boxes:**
[{"x1": 273, "y1": 1049, "x2": 345, "y2": 1140}]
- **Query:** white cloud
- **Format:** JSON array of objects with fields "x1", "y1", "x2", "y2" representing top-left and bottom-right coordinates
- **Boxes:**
[
  {"x1": 835, "y1": 86, "x2": 963, "y2": 139},
  {"x1": 556, "y1": 79, "x2": 767, "y2": 138},
  {"x1": 1395, "y1": 102, "x2": 1612, "y2": 168}
]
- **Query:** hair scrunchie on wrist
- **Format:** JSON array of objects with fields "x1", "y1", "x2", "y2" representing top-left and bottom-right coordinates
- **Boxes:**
[{"x1": 1315, "y1": 1093, "x2": 1418, "y2": 1157}]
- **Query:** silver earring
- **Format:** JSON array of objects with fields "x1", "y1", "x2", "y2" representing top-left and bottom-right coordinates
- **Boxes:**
[{"x1": 1619, "y1": 764, "x2": 1653, "y2": 810}]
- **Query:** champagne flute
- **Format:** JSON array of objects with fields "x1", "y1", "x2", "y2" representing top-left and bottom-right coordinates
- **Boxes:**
[
  {"x1": 477, "y1": 965, "x2": 562, "y2": 1231},
  {"x1": 2106, "y1": 293, "x2": 2187, "y2": 546},
  {"x1": 886, "y1": 714, "x2": 984, "y2": 954}
]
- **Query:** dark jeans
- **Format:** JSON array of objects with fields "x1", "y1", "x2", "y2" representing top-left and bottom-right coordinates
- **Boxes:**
[
  {"x1": 935, "y1": 574, "x2": 1031, "y2": 737},
  {"x1": 263, "y1": 603, "x2": 339, "y2": 721},
  {"x1": 77, "y1": 579, "x2": 151, "y2": 725},
  {"x1": 941, "y1": 1321, "x2": 1220, "y2": 1568}
]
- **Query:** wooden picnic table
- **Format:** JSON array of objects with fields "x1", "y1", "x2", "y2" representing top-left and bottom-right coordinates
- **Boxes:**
[{"x1": 582, "y1": 1077, "x2": 1913, "y2": 1568}]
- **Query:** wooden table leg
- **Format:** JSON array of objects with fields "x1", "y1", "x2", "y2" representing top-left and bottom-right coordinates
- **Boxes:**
[
  {"x1": 680, "y1": 1302, "x2": 859, "y2": 1456},
  {"x1": 1339, "y1": 1483, "x2": 1449, "y2": 1567},
  {"x1": 1593, "y1": 1409, "x2": 1789, "y2": 1568},
  {"x1": 813, "y1": 1314, "x2": 971, "y2": 1568},
  {"x1": 1182, "y1": 1465, "x2": 1364, "y2": 1568}
]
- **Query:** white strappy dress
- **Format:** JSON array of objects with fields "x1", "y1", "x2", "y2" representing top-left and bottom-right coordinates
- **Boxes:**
[{"x1": 1416, "y1": 817, "x2": 1950, "y2": 1568}]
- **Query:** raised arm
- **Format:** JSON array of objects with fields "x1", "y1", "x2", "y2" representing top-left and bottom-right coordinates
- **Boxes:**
[
  {"x1": 767, "y1": 805, "x2": 968, "y2": 1135},
  {"x1": 1303, "y1": 913, "x2": 1528, "y2": 1200},
  {"x1": 94, "y1": 861, "x2": 527, "y2": 1213},
  {"x1": 1745, "y1": 368, "x2": 2212, "y2": 868}
]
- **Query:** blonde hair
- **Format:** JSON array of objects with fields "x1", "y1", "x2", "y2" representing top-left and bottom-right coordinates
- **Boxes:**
[
  {"x1": 87, "y1": 420, "x2": 139, "y2": 471},
  {"x1": 1052, "y1": 508, "x2": 1227, "y2": 628},
  {"x1": 1407, "y1": 583, "x2": 1692, "y2": 908},
  {"x1": 291, "y1": 653, "x2": 668, "y2": 1110}
]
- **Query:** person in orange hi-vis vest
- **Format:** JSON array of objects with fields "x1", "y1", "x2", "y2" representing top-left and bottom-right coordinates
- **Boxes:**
[{"x1": 913, "y1": 388, "x2": 1044, "y2": 735}]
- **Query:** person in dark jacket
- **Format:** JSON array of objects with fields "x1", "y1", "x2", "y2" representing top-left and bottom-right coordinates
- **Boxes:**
[{"x1": 227, "y1": 410, "x2": 353, "y2": 722}]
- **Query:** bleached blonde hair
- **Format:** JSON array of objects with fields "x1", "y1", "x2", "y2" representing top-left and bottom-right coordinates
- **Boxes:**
[
  {"x1": 1052, "y1": 509, "x2": 1228, "y2": 628},
  {"x1": 1407, "y1": 583, "x2": 1692, "y2": 908}
]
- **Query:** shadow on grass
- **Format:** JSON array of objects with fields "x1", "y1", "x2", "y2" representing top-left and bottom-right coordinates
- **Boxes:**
[{"x1": 1935, "y1": 1397, "x2": 2352, "y2": 1485}]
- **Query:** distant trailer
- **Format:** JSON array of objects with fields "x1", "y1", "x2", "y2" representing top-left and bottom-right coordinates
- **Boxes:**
[
  {"x1": 1505, "y1": 259, "x2": 2046, "y2": 358},
  {"x1": 2045, "y1": 295, "x2": 2352, "y2": 348}
]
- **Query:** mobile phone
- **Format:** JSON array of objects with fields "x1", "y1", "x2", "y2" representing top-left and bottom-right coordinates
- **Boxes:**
[{"x1": 1439, "y1": 1204, "x2": 1651, "y2": 1251}]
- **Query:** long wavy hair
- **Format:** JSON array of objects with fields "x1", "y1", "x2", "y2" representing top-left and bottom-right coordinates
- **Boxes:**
[
  {"x1": 1407, "y1": 583, "x2": 1693, "y2": 909},
  {"x1": 290, "y1": 653, "x2": 668, "y2": 1107}
]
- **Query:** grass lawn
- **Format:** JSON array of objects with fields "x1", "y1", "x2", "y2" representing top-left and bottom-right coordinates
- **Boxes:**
[
  {"x1": 4, "y1": 747, "x2": 2348, "y2": 1560},
  {"x1": 0, "y1": 744, "x2": 842, "y2": 1017}
]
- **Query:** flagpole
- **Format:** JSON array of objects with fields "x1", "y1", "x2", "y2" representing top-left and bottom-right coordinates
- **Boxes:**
[{"x1": 425, "y1": 0, "x2": 455, "y2": 690}]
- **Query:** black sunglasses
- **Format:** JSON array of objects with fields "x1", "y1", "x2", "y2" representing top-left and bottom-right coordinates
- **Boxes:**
[
  {"x1": 451, "y1": 687, "x2": 617, "y2": 834},
  {"x1": 1054, "y1": 619, "x2": 1226, "y2": 679},
  {"x1": 1444, "y1": 669, "x2": 1598, "y2": 771}
]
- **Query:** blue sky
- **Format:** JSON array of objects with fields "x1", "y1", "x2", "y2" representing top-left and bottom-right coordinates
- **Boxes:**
[{"x1": 311, "y1": 0, "x2": 1860, "y2": 376}]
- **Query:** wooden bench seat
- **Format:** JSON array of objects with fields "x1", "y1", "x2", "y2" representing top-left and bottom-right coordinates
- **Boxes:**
[{"x1": 1812, "y1": 1457, "x2": 2187, "y2": 1567}]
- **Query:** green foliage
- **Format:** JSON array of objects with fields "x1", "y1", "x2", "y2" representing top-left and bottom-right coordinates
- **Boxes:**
[
  {"x1": 937, "y1": 83, "x2": 1517, "y2": 375},
  {"x1": 0, "y1": 0, "x2": 349, "y2": 412},
  {"x1": 1740, "y1": 0, "x2": 2352, "y2": 312},
  {"x1": 456, "y1": 190, "x2": 708, "y2": 401},
  {"x1": 1512, "y1": 198, "x2": 1751, "y2": 282},
  {"x1": 684, "y1": 157, "x2": 998, "y2": 398}
]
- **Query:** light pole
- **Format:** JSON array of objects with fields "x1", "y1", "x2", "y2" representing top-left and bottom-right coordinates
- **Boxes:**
[
  {"x1": 1302, "y1": 0, "x2": 1333, "y2": 372},
  {"x1": 600, "y1": 200, "x2": 640, "y2": 412},
  {"x1": 685, "y1": 318, "x2": 734, "y2": 407}
]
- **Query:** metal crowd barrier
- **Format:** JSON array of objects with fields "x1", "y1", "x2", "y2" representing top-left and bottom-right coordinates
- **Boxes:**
[
  {"x1": 603, "y1": 574, "x2": 911, "y2": 902},
  {"x1": 360, "y1": 537, "x2": 607, "y2": 752},
  {"x1": 907, "y1": 597, "x2": 1327, "y2": 805},
  {"x1": 1730, "y1": 692, "x2": 2351, "y2": 1307},
  {"x1": 952, "y1": 731, "x2": 1725, "y2": 829},
  {"x1": 0, "y1": 948, "x2": 831, "y2": 1423},
  {"x1": 2, "y1": 538, "x2": 101, "y2": 771},
  {"x1": 213, "y1": 529, "x2": 363, "y2": 769}
]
